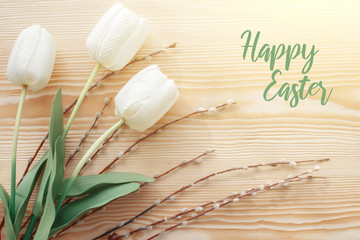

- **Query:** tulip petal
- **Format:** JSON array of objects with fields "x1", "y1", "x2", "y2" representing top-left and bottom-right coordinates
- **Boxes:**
[
  {"x1": 86, "y1": 3, "x2": 124, "y2": 63},
  {"x1": 7, "y1": 25, "x2": 40, "y2": 88},
  {"x1": 26, "y1": 28, "x2": 56, "y2": 92},
  {"x1": 98, "y1": 7, "x2": 139, "y2": 67},
  {"x1": 115, "y1": 65, "x2": 179, "y2": 132},
  {"x1": 86, "y1": 3, "x2": 149, "y2": 71},
  {"x1": 115, "y1": 65, "x2": 166, "y2": 118},
  {"x1": 7, "y1": 25, "x2": 56, "y2": 92},
  {"x1": 106, "y1": 17, "x2": 149, "y2": 71},
  {"x1": 126, "y1": 79, "x2": 179, "y2": 132}
]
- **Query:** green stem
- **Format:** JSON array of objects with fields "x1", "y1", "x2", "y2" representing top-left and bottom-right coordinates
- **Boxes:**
[
  {"x1": 62, "y1": 63, "x2": 101, "y2": 138},
  {"x1": 56, "y1": 118, "x2": 125, "y2": 213},
  {"x1": 22, "y1": 214, "x2": 37, "y2": 240},
  {"x1": 10, "y1": 85, "x2": 27, "y2": 221}
]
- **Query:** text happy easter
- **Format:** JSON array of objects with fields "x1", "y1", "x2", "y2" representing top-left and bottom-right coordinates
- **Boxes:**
[{"x1": 241, "y1": 30, "x2": 333, "y2": 107}]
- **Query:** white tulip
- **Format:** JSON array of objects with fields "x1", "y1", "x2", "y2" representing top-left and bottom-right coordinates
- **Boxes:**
[
  {"x1": 87, "y1": 3, "x2": 149, "y2": 71},
  {"x1": 115, "y1": 65, "x2": 179, "y2": 132},
  {"x1": 7, "y1": 25, "x2": 56, "y2": 92}
]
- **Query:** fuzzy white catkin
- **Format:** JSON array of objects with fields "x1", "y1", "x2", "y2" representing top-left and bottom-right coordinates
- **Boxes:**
[
  {"x1": 87, "y1": 3, "x2": 149, "y2": 71},
  {"x1": 227, "y1": 99, "x2": 235, "y2": 104},
  {"x1": 7, "y1": 25, "x2": 56, "y2": 91},
  {"x1": 195, "y1": 206, "x2": 203, "y2": 212},
  {"x1": 114, "y1": 65, "x2": 179, "y2": 132}
]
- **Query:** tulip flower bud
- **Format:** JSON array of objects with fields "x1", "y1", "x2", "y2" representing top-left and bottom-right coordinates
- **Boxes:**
[
  {"x1": 87, "y1": 3, "x2": 149, "y2": 71},
  {"x1": 7, "y1": 25, "x2": 56, "y2": 92},
  {"x1": 115, "y1": 65, "x2": 179, "y2": 132}
]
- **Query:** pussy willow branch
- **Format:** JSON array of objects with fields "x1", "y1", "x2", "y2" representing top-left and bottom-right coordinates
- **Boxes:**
[
  {"x1": 99, "y1": 100, "x2": 236, "y2": 174},
  {"x1": 111, "y1": 175, "x2": 314, "y2": 240},
  {"x1": 111, "y1": 171, "x2": 320, "y2": 239},
  {"x1": 144, "y1": 171, "x2": 319, "y2": 240},
  {"x1": 91, "y1": 42, "x2": 178, "y2": 89},
  {"x1": 75, "y1": 99, "x2": 236, "y2": 175},
  {"x1": 65, "y1": 97, "x2": 111, "y2": 167},
  {"x1": 53, "y1": 150, "x2": 213, "y2": 238},
  {"x1": 11, "y1": 43, "x2": 178, "y2": 236},
  {"x1": 101, "y1": 158, "x2": 328, "y2": 239},
  {"x1": 79, "y1": 128, "x2": 119, "y2": 174}
]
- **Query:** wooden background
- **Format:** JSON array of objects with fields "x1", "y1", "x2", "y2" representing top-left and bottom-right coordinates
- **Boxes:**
[{"x1": 0, "y1": 0, "x2": 360, "y2": 239}]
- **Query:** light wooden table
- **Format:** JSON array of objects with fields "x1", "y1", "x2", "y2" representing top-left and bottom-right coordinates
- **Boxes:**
[{"x1": 1, "y1": 1, "x2": 359, "y2": 239}]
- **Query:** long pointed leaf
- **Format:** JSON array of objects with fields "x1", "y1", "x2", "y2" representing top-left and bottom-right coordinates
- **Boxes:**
[
  {"x1": 51, "y1": 137, "x2": 65, "y2": 199},
  {"x1": 33, "y1": 87, "x2": 64, "y2": 239},
  {"x1": 13, "y1": 152, "x2": 47, "y2": 234},
  {"x1": 34, "y1": 136, "x2": 65, "y2": 240},
  {"x1": 0, "y1": 184, "x2": 16, "y2": 240},
  {"x1": 32, "y1": 161, "x2": 51, "y2": 217},
  {"x1": 48, "y1": 87, "x2": 63, "y2": 154},
  {"x1": 32, "y1": 87, "x2": 63, "y2": 218},
  {"x1": 50, "y1": 182, "x2": 140, "y2": 236},
  {"x1": 59, "y1": 172, "x2": 153, "y2": 197},
  {"x1": 33, "y1": 148, "x2": 54, "y2": 240}
]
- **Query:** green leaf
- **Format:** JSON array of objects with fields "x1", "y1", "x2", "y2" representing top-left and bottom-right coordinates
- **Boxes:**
[
  {"x1": 0, "y1": 184, "x2": 16, "y2": 240},
  {"x1": 48, "y1": 86, "x2": 64, "y2": 153},
  {"x1": 34, "y1": 84, "x2": 65, "y2": 238},
  {"x1": 34, "y1": 136, "x2": 65, "y2": 240},
  {"x1": 50, "y1": 136, "x2": 65, "y2": 199},
  {"x1": 50, "y1": 182, "x2": 140, "y2": 236},
  {"x1": 32, "y1": 159, "x2": 51, "y2": 217},
  {"x1": 59, "y1": 172, "x2": 154, "y2": 197},
  {"x1": 13, "y1": 152, "x2": 47, "y2": 235},
  {"x1": 32, "y1": 87, "x2": 64, "y2": 218},
  {"x1": 33, "y1": 148, "x2": 55, "y2": 240}
]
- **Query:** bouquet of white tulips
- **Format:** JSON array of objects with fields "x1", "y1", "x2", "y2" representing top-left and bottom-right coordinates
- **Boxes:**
[
  {"x1": 0, "y1": 3, "x2": 179, "y2": 239},
  {"x1": 0, "y1": 3, "x2": 327, "y2": 240}
]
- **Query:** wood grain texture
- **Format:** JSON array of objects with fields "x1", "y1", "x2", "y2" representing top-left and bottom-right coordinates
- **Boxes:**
[{"x1": 0, "y1": 0, "x2": 360, "y2": 239}]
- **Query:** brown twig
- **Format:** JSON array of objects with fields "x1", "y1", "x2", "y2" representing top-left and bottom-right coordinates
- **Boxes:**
[
  {"x1": 78, "y1": 128, "x2": 120, "y2": 174},
  {"x1": 153, "y1": 150, "x2": 215, "y2": 180},
  {"x1": 65, "y1": 97, "x2": 111, "y2": 167},
  {"x1": 99, "y1": 158, "x2": 328, "y2": 239},
  {"x1": 141, "y1": 170, "x2": 320, "y2": 240},
  {"x1": 88, "y1": 42, "x2": 178, "y2": 94}
]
